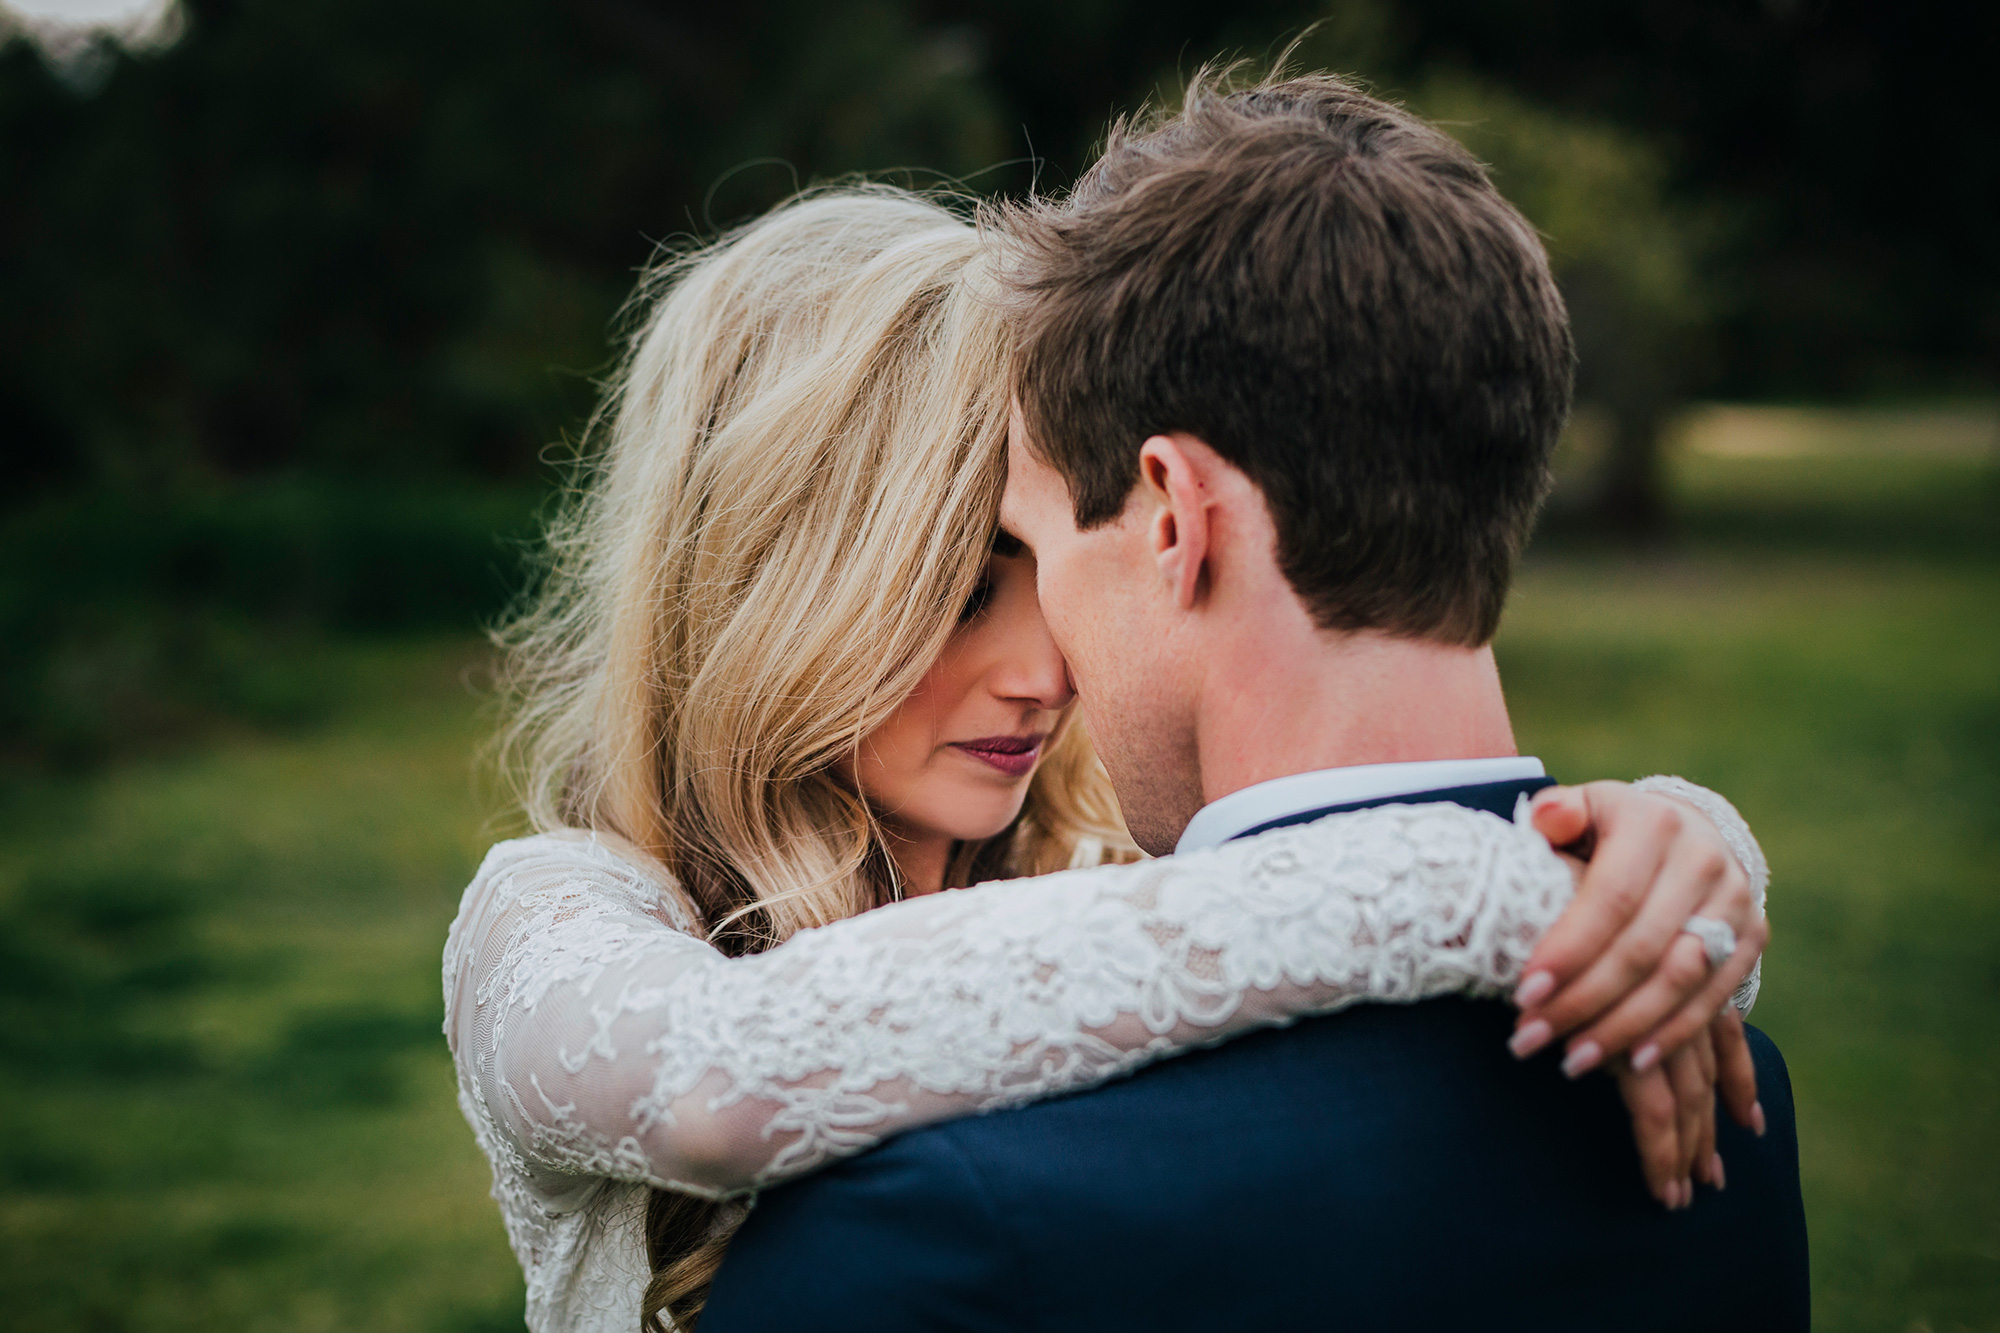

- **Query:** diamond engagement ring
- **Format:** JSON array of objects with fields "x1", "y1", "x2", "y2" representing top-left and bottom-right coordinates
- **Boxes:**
[{"x1": 1681, "y1": 915, "x2": 1737, "y2": 969}]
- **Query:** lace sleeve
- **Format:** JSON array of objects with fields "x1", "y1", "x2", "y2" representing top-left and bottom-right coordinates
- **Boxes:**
[
  {"x1": 445, "y1": 804, "x2": 1572, "y2": 1202},
  {"x1": 1632, "y1": 775, "x2": 1770, "y2": 1015}
]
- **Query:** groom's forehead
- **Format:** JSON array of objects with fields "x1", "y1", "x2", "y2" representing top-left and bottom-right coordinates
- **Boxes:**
[
  {"x1": 999, "y1": 434, "x2": 1067, "y2": 526},
  {"x1": 1003, "y1": 402, "x2": 1034, "y2": 468},
  {"x1": 995, "y1": 477, "x2": 1033, "y2": 549}
]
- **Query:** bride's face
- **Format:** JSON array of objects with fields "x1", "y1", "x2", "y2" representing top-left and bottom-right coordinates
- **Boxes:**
[{"x1": 846, "y1": 535, "x2": 1075, "y2": 869}]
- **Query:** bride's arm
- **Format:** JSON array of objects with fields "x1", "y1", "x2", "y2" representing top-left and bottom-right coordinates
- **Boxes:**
[
  {"x1": 448, "y1": 776, "x2": 1769, "y2": 1203},
  {"x1": 448, "y1": 802, "x2": 1575, "y2": 1200}
]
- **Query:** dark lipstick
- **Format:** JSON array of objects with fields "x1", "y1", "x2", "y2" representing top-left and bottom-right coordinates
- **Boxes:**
[{"x1": 949, "y1": 733, "x2": 1045, "y2": 778}]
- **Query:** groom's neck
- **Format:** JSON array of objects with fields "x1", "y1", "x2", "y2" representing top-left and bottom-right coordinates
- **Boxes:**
[{"x1": 1192, "y1": 630, "x2": 1519, "y2": 807}]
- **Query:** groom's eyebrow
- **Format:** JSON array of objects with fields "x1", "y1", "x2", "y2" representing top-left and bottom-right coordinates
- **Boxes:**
[{"x1": 992, "y1": 529, "x2": 1024, "y2": 558}]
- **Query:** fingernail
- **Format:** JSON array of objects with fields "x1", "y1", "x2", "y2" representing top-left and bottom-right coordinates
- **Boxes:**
[
  {"x1": 1711, "y1": 1153, "x2": 1726, "y2": 1191},
  {"x1": 1512, "y1": 971, "x2": 1555, "y2": 1008},
  {"x1": 1630, "y1": 1042, "x2": 1660, "y2": 1073},
  {"x1": 1561, "y1": 1041, "x2": 1602, "y2": 1079},
  {"x1": 1509, "y1": 1019, "x2": 1552, "y2": 1059},
  {"x1": 1681, "y1": 1178, "x2": 1694, "y2": 1209},
  {"x1": 1751, "y1": 1101, "x2": 1767, "y2": 1138}
]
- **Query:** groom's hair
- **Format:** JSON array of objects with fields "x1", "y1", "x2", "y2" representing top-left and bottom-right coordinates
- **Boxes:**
[{"x1": 1000, "y1": 72, "x2": 1574, "y2": 646}]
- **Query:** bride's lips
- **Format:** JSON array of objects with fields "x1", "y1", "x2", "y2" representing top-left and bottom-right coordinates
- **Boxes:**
[{"x1": 949, "y1": 733, "x2": 1046, "y2": 779}]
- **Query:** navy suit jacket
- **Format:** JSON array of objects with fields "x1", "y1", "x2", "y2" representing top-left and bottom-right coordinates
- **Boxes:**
[{"x1": 703, "y1": 781, "x2": 1811, "y2": 1331}]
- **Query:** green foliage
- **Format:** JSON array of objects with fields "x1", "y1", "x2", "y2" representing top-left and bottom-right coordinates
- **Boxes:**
[
  {"x1": 7, "y1": 0, "x2": 1986, "y2": 560},
  {"x1": 3, "y1": 0, "x2": 1990, "y2": 509},
  {"x1": 1453, "y1": 75, "x2": 1695, "y2": 525},
  {"x1": 1414, "y1": 71, "x2": 1708, "y2": 341},
  {"x1": 0, "y1": 481, "x2": 540, "y2": 767},
  {"x1": 0, "y1": 0, "x2": 1024, "y2": 492}
]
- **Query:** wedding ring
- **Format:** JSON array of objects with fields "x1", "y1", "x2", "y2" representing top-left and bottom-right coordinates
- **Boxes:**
[{"x1": 1681, "y1": 915, "x2": 1737, "y2": 969}]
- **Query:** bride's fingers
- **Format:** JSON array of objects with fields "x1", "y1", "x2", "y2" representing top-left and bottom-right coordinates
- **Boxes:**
[
  {"x1": 1665, "y1": 1043, "x2": 1711, "y2": 1199},
  {"x1": 1711, "y1": 1008, "x2": 1764, "y2": 1134},
  {"x1": 1528, "y1": 786, "x2": 1593, "y2": 852},
  {"x1": 1546, "y1": 933, "x2": 1714, "y2": 1073},
  {"x1": 1510, "y1": 783, "x2": 1674, "y2": 1028},
  {"x1": 1690, "y1": 1030, "x2": 1721, "y2": 1188},
  {"x1": 1615, "y1": 919, "x2": 1767, "y2": 1068},
  {"x1": 1616, "y1": 1064, "x2": 1687, "y2": 1209},
  {"x1": 1561, "y1": 914, "x2": 1767, "y2": 1074},
  {"x1": 1514, "y1": 837, "x2": 1753, "y2": 1063}
]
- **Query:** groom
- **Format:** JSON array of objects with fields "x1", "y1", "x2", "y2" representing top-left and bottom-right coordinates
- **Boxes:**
[{"x1": 703, "y1": 75, "x2": 1810, "y2": 1328}]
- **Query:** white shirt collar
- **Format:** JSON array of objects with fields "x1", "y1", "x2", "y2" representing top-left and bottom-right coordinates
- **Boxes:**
[{"x1": 1174, "y1": 756, "x2": 1548, "y2": 854}]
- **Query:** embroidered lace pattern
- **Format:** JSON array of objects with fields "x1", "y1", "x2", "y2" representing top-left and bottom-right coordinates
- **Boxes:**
[{"x1": 441, "y1": 787, "x2": 1765, "y2": 1333}]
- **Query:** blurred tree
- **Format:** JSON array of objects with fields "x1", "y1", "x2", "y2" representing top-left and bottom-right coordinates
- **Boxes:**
[
  {"x1": 1415, "y1": 71, "x2": 1711, "y2": 534},
  {"x1": 0, "y1": 0, "x2": 1011, "y2": 493},
  {"x1": 2, "y1": 0, "x2": 1992, "y2": 509},
  {"x1": 960, "y1": 0, "x2": 2000, "y2": 413},
  {"x1": 1374, "y1": 0, "x2": 2000, "y2": 402}
]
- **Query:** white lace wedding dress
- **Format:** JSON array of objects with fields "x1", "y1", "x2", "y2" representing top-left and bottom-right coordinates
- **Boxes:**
[{"x1": 442, "y1": 777, "x2": 1765, "y2": 1333}]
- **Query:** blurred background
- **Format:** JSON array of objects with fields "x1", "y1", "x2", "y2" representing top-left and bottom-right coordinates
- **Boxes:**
[{"x1": 1, "y1": 1, "x2": 1994, "y2": 1329}]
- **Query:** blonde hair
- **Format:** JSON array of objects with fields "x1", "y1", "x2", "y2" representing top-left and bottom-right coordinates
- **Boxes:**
[{"x1": 490, "y1": 185, "x2": 1134, "y2": 1329}]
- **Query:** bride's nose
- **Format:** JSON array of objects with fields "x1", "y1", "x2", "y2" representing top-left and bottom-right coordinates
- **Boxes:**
[{"x1": 989, "y1": 609, "x2": 1076, "y2": 712}]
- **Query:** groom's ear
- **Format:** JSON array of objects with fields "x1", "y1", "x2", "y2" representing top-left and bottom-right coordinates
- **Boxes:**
[{"x1": 1138, "y1": 435, "x2": 1212, "y2": 611}]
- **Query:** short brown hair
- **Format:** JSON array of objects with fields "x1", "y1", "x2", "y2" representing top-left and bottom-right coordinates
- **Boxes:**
[{"x1": 998, "y1": 71, "x2": 1574, "y2": 645}]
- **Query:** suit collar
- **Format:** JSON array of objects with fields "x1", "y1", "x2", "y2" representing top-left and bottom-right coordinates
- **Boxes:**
[{"x1": 1175, "y1": 757, "x2": 1549, "y2": 854}]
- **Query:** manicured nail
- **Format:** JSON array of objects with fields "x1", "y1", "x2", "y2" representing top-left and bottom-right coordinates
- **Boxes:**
[
  {"x1": 1561, "y1": 1041, "x2": 1602, "y2": 1079},
  {"x1": 1681, "y1": 1178, "x2": 1694, "y2": 1209},
  {"x1": 1509, "y1": 1019, "x2": 1553, "y2": 1059},
  {"x1": 1512, "y1": 970, "x2": 1555, "y2": 1009},
  {"x1": 1711, "y1": 1153, "x2": 1726, "y2": 1191},
  {"x1": 1751, "y1": 1101, "x2": 1767, "y2": 1137},
  {"x1": 1630, "y1": 1042, "x2": 1661, "y2": 1073}
]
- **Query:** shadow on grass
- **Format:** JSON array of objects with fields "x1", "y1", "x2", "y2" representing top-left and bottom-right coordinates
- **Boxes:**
[
  {"x1": 0, "y1": 861, "x2": 450, "y2": 1197},
  {"x1": 254, "y1": 1008, "x2": 444, "y2": 1109},
  {"x1": 0, "y1": 871, "x2": 216, "y2": 1081}
]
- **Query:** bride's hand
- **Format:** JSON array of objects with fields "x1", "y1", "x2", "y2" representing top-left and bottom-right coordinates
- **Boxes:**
[
  {"x1": 1614, "y1": 1008, "x2": 1766, "y2": 1208},
  {"x1": 1504, "y1": 781, "x2": 1767, "y2": 1074}
]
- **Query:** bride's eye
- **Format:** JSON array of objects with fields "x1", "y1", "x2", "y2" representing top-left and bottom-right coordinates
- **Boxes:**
[{"x1": 958, "y1": 575, "x2": 995, "y2": 624}]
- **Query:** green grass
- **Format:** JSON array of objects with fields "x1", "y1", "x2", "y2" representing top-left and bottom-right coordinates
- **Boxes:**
[
  {"x1": 2, "y1": 441, "x2": 1996, "y2": 1331},
  {"x1": 0, "y1": 640, "x2": 526, "y2": 1332},
  {"x1": 1503, "y1": 444, "x2": 2000, "y2": 1333}
]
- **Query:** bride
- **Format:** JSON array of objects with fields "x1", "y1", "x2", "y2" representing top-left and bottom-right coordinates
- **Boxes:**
[{"x1": 445, "y1": 186, "x2": 1769, "y2": 1332}]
